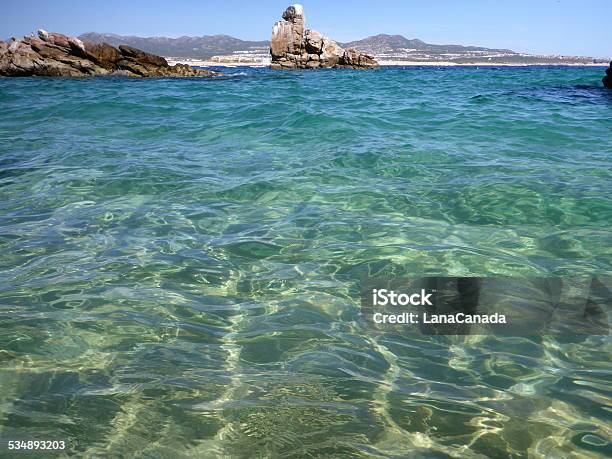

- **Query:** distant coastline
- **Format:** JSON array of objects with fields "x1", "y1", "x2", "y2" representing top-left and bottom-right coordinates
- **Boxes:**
[
  {"x1": 166, "y1": 57, "x2": 607, "y2": 68},
  {"x1": 84, "y1": 32, "x2": 609, "y2": 69}
]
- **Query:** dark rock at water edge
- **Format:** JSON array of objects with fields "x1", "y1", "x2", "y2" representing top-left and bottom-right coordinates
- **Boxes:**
[
  {"x1": 603, "y1": 61, "x2": 612, "y2": 88},
  {"x1": 0, "y1": 29, "x2": 221, "y2": 78},
  {"x1": 270, "y1": 4, "x2": 378, "y2": 70}
]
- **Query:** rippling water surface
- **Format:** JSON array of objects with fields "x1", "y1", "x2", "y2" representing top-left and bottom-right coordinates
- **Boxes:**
[{"x1": 1, "y1": 67, "x2": 611, "y2": 457}]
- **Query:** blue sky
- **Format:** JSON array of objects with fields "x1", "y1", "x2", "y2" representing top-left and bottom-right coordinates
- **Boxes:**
[{"x1": 2, "y1": 0, "x2": 610, "y2": 57}]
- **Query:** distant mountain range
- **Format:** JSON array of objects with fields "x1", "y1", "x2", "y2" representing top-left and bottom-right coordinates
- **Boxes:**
[
  {"x1": 78, "y1": 32, "x2": 605, "y2": 65},
  {"x1": 341, "y1": 34, "x2": 515, "y2": 55},
  {"x1": 79, "y1": 32, "x2": 516, "y2": 59},
  {"x1": 78, "y1": 32, "x2": 269, "y2": 58}
]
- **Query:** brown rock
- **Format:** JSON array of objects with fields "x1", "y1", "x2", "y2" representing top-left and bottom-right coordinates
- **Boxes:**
[
  {"x1": 8, "y1": 39, "x2": 32, "y2": 55},
  {"x1": 270, "y1": 4, "x2": 305, "y2": 60},
  {"x1": 58, "y1": 54, "x2": 108, "y2": 75},
  {"x1": 282, "y1": 4, "x2": 304, "y2": 22},
  {"x1": 271, "y1": 20, "x2": 297, "y2": 58},
  {"x1": 320, "y1": 39, "x2": 343, "y2": 67},
  {"x1": 49, "y1": 32, "x2": 70, "y2": 49},
  {"x1": 168, "y1": 63, "x2": 210, "y2": 77},
  {"x1": 37, "y1": 29, "x2": 51, "y2": 43},
  {"x1": 111, "y1": 69, "x2": 141, "y2": 77},
  {"x1": 22, "y1": 36, "x2": 46, "y2": 48},
  {"x1": 341, "y1": 48, "x2": 359, "y2": 65},
  {"x1": 116, "y1": 58, "x2": 149, "y2": 76},
  {"x1": 270, "y1": 4, "x2": 378, "y2": 70},
  {"x1": 281, "y1": 4, "x2": 305, "y2": 52},
  {"x1": 8, "y1": 52, "x2": 41, "y2": 74},
  {"x1": 1, "y1": 29, "x2": 221, "y2": 78},
  {"x1": 304, "y1": 29, "x2": 323, "y2": 54},
  {"x1": 37, "y1": 29, "x2": 70, "y2": 48},
  {"x1": 83, "y1": 42, "x2": 123, "y2": 69},
  {"x1": 359, "y1": 54, "x2": 378, "y2": 68},
  {"x1": 271, "y1": 4, "x2": 306, "y2": 61},
  {"x1": 118, "y1": 44, "x2": 145, "y2": 58},
  {"x1": 68, "y1": 37, "x2": 87, "y2": 58},
  {"x1": 38, "y1": 60, "x2": 86, "y2": 77},
  {"x1": 338, "y1": 48, "x2": 377, "y2": 68},
  {"x1": 31, "y1": 43, "x2": 66, "y2": 60},
  {"x1": 119, "y1": 45, "x2": 168, "y2": 67}
]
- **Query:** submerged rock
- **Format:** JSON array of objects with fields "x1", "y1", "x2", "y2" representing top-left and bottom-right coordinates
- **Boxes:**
[
  {"x1": 270, "y1": 4, "x2": 378, "y2": 70},
  {"x1": 604, "y1": 61, "x2": 612, "y2": 88},
  {"x1": 0, "y1": 29, "x2": 221, "y2": 78}
]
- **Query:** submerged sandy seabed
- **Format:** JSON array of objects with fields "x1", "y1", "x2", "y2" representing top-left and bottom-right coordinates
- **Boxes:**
[{"x1": 167, "y1": 58, "x2": 607, "y2": 68}]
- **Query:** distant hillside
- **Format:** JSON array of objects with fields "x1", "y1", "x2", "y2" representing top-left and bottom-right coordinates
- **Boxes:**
[
  {"x1": 78, "y1": 32, "x2": 604, "y2": 65},
  {"x1": 78, "y1": 32, "x2": 515, "y2": 58},
  {"x1": 338, "y1": 34, "x2": 604, "y2": 65},
  {"x1": 340, "y1": 34, "x2": 516, "y2": 55},
  {"x1": 78, "y1": 32, "x2": 269, "y2": 59}
]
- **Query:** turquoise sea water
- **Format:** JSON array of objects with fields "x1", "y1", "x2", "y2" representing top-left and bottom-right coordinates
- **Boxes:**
[{"x1": 0, "y1": 66, "x2": 611, "y2": 457}]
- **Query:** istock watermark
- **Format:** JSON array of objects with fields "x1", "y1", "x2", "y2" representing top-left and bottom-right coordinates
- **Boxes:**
[{"x1": 361, "y1": 276, "x2": 610, "y2": 336}]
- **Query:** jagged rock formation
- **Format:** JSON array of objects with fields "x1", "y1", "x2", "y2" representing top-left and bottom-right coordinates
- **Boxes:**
[
  {"x1": 270, "y1": 4, "x2": 378, "y2": 69},
  {"x1": 0, "y1": 30, "x2": 221, "y2": 78},
  {"x1": 604, "y1": 61, "x2": 612, "y2": 88}
]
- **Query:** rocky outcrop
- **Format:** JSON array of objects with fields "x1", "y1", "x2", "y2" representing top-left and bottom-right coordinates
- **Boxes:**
[
  {"x1": 604, "y1": 61, "x2": 612, "y2": 88},
  {"x1": 0, "y1": 30, "x2": 220, "y2": 78},
  {"x1": 270, "y1": 4, "x2": 378, "y2": 69}
]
